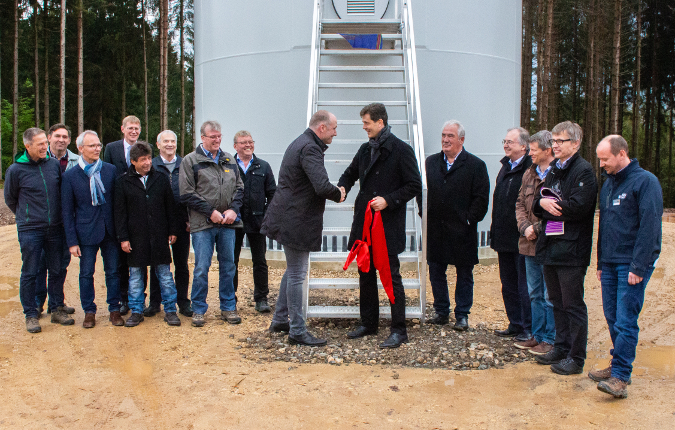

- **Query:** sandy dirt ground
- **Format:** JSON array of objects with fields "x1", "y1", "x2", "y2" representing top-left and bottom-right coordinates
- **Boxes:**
[{"x1": 0, "y1": 219, "x2": 674, "y2": 429}]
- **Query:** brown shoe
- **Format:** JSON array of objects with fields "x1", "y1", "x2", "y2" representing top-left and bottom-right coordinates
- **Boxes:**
[
  {"x1": 83, "y1": 313, "x2": 96, "y2": 329},
  {"x1": 529, "y1": 341, "x2": 553, "y2": 355},
  {"x1": 597, "y1": 377, "x2": 629, "y2": 398},
  {"x1": 514, "y1": 338, "x2": 539, "y2": 350},
  {"x1": 109, "y1": 311, "x2": 125, "y2": 326},
  {"x1": 588, "y1": 363, "x2": 632, "y2": 384}
]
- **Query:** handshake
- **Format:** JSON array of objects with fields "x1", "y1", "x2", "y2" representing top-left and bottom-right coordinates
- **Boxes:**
[{"x1": 338, "y1": 186, "x2": 346, "y2": 203}]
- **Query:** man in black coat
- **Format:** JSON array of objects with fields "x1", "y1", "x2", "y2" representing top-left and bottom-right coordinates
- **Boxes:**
[
  {"x1": 491, "y1": 127, "x2": 533, "y2": 342},
  {"x1": 232, "y1": 130, "x2": 276, "y2": 313},
  {"x1": 261, "y1": 110, "x2": 344, "y2": 346},
  {"x1": 532, "y1": 121, "x2": 597, "y2": 375},
  {"x1": 425, "y1": 120, "x2": 490, "y2": 331},
  {"x1": 338, "y1": 103, "x2": 423, "y2": 349},
  {"x1": 114, "y1": 142, "x2": 180, "y2": 328}
]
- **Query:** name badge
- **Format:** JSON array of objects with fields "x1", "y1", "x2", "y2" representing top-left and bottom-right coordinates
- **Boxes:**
[
  {"x1": 223, "y1": 169, "x2": 230, "y2": 173},
  {"x1": 613, "y1": 199, "x2": 621, "y2": 206}
]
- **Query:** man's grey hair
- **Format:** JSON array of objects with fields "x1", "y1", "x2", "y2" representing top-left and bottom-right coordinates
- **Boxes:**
[
  {"x1": 529, "y1": 130, "x2": 552, "y2": 151},
  {"x1": 551, "y1": 121, "x2": 583, "y2": 143},
  {"x1": 309, "y1": 110, "x2": 333, "y2": 129},
  {"x1": 157, "y1": 129, "x2": 177, "y2": 143},
  {"x1": 508, "y1": 127, "x2": 530, "y2": 151},
  {"x1": 23, "y1": 128, "x2": 47, "y2": 146},
  {"x1": 233, "y1": 130, "x2": 252, "y2": 144},
  {"x1": 442, "y1": 120, "x2": 465, "y2": 138},
  {"x1": 76, "y1": 130, "x2": 99, "y2": 148},
  {"x1": 200, "y1": 121, "x2": 221, "y2": 136}
]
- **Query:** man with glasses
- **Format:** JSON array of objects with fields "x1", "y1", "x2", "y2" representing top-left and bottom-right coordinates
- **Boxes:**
[
  {"x1": 492, "y1": 128, "x2": 533, "y2": 343},
  {"x1": 179, "y1": 121, "x2": 244, "y2": 327},
  {"x1": 532, "y1": 121, "x2": 597, "y2": 376},
  {"x1": 232, "y1": 130, "x2": 276, "y2": 313}
]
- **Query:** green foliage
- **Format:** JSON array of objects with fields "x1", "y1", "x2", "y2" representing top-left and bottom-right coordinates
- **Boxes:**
[{"x1": 1, "y1": 84, "x2": 37, "y2": 175}]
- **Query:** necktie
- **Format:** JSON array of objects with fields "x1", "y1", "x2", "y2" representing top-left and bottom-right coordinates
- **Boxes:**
[{"x1": 125, "y1": 146, "x2": 131, "y2": 167}]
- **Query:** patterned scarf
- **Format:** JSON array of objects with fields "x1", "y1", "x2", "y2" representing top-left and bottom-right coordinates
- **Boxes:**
[{"x1": 78, "y1": 157, "x2": 106, "y2": 206}]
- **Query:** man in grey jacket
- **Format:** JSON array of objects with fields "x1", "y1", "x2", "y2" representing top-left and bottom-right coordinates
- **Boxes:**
[
  {"x1": 261, "y1": 110, "x2": 344, "y2": 346},
  {"x1": 179, "y1": 120, "x2": 244, "y2": 327}
]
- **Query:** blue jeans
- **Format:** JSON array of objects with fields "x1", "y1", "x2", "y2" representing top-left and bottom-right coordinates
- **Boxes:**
[
  {"x1": 428, "y1": 261, "x2": 474, "y2": 319},
  {"x1": 79, "y1": 233, "x2": 121, "y2": 314},
  {"x1": 191, "y1": 227, "x2": 237, "y2": 315},
  {"x1": 34, "y1": 242, "x2": 72, "y2": 312},
  {"x1": 130, "y1": 264, "x2": 177, "y2": 314},
  {"x1": 524, "y1": 256, "x2": 556, "y2": 345},
  {"x1": 601, "y1": 263, "x2": 654, "y2": 382},
  {"x1": 17, "y1": 227, "x2": 67, "y2": 318},
  {"x1": 271, "y1": 245, "x2": 309, "y2": 336}
]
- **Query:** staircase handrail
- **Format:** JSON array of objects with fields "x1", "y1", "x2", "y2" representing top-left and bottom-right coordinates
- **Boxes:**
[{"x1": 306, "y1": 0, "x2": 322, "y2": 127}]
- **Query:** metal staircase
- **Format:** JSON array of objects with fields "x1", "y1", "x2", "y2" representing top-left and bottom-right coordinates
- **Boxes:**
[{"x1": 303, "y1": 0, "x2": 428, "y2": 322}]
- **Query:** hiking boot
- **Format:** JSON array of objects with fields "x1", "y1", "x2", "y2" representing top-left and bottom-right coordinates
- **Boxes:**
[
  {"x1": 124, "y1": 313, "x2": 144, "y2": 327},
  {"x1": 255, "y1": 300, "x2": 271, "y2": 313},
  {"x1": 551, "y1": 358, "x2": 584, "y2": 375},
  {"x1": 109, "y1": 311, "x2": 125, "y2": 326},
  {"x1": 514, "y1": 338, "x2": 539, "y2": 350},
  {"x1": 529, "y1": 341, "x2": 553, "y2": 356},
  {"x1": 50, "y1": 308, "x2": 75, "y2": 325},
  {"x1": 427, "y1": 314, "x2": 449, "y2": 325},
  {"x1": 535, "y1": 348, "x2": 567, "y2": 365},
  {"x1": 222, "y1": 310, "x2": 242, "y2": 324},
  {"x1": 119, "y1": 302, "x2": 130, "y2": 316},
  {"x1": 588, "y1": 364, "x2": 632, "y2": 384},
  {"x1": 179, "y1": 303, "x2": 193, "y2": 317},
  {"x1": 597, "y1": 377, "x2": 629, "y2": 399},
  {"x1": 192, "y1": 313, "x2": 206, "y2": 327},
  {"x1": 82, "y1": 313, "x2": 96, "y2": 328},
  {"x1": 26, "y1": 317, "x2": 41, "y2": 333},
  {"x1": 143, "y1": 304, "x2": 161, "y2": 317},
  {"x1": 55, "y1": 304, "x2": 76, "y2": 314},
  {"x1": 164, "y1": 312, "x2": 181, "y2": 326}
]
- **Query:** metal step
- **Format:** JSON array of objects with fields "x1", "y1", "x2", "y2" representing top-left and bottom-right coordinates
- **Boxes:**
[
  {"x1": 321, "y1": 20, "x2": 402, "y2": 35},
  {"x1": 308, "y1": 278, "x2": 420, "y2": 290},
  {"x1": 306, "y1": 305, "x2": 422, "y2": 319},
  {"x1": 320, "y1": 49, "x2": 404, "y2": 56},
  {"x1": 319, "y1": 66, "x2": 405, "y2": 72},
  {"x1": 322, "y1": 227, "x2": 416, "y2": 235},
  {"x1": 320, "y1": 34, "x2": 402, "y2": 41},
  {"x1": 319, "y1": 83, "x2": 406, "y2": 89},
  {"x1": 325, "y1": 204, "x2": 415, "y2": 212},
  {"x1": 317, "y1": 100, "x2": 407, "y2": 106},
  {"x1": 310, "y1": 251, "x2": 418, "y2": 262},
  {"x1": 337, "y1": 119, "x2": 408, "y2": 125}
]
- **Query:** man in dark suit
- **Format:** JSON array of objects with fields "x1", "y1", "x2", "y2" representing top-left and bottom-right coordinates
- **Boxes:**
[
  {"x1": 103, "y1": 115, "x2": 149, "y2": 315},
  {"x1": 338, "y1": 103, "x2": 423, "y2": 349},
  {"x1": 62, "y1": 130, "x2": 123, "y2": 328},
  {"x1": 425, "y1": 120, "x2": 490, "y2": 331}
]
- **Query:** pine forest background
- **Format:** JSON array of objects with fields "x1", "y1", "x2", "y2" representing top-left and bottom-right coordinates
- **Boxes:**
[{"x1": 1, "y1": 0, "x2": 674, "y2": 206}]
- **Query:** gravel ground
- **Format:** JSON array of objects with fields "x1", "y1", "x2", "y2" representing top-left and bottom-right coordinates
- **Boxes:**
[{"x1": 0, "y1": 196, "x2": 15, "y2": 227}]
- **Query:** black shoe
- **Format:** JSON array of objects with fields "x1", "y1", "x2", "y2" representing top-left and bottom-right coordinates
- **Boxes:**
[
  {"x1": 379, "y1": 332, "x2": 409, "y2": 349},
  {"x1": 124, "y1": 313, "x2": 144, "y2": 327},
  {"x1": 514, "y1": 331, "x2": 533, "y2": 342},
  {"x1": 535, "y1": 348, "x2": 568, "y2": 365},
  {"x1": 551, "y1": 358, "x2": 584, "y2": 375},
  {"x1": 347, "y1": 325, "x2": 377, "y2": 339},
  {"x1": 288, "y1": 331, "x2": 327, "y2": 346},
  {"x1": 494, "y1": 326, "x2": 521, "y2": 337},
  {"x1": 255, "y1": 300, "x2": 271, "y2": 313},
  {"x1": 119, "y1": 302, "x2": 130, "y2": 316},
  {"x1": 143, "y1": 304, "x2": 161, "y2": 317},
  {"x1": 453, "y1": 316, "x2": 469, "y2": 331},
  {"x1": 428, "y1": 315, "x2": 449, "y2": 325},
  {"x1": 164, "y1": 312, "x2": 181, "y2": 326},
  {"x1": 178, "y1": 304, "x2": 193, "y2": 317},
  {"x1": 269, "y1": 322, "x2": 290, "y2": 333}
]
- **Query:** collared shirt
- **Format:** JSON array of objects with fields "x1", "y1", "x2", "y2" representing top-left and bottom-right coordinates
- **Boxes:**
[
  {"x1": 123, "y1": 140, "x2": 133, "y2": 166},
  {"x1": 139, "y1": 175, "x2": 148, "y2": 188},
  {"x1": 161, "y1": 155, "x2": 177, "y2": 173},
  {"x1": 443, "y1": 148, "x2": 462, "y2": 171},
  {"x1": 536, "y1": 165, "x2": 552, "y2": 181},
  {"x1": 509, "y1": 154, "x2": 525, "y2": 170},
  {"x1": 200, "y1": 144, "x2": 220, "y2": 163},
  {"x1": 236, "y1": 155, "x2": 252, "y2": 174},
  {"x1": 556, "y1": 157, "x2": 571, "y2": 170},
  {"x1": 48, "y1": 148, "x2": 69, "y2": 173}
]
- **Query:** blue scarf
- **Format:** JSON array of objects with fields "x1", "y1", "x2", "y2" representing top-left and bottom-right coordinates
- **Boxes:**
[{"x1": 78, "y1": 157, "x2": 106, "y2": 206}]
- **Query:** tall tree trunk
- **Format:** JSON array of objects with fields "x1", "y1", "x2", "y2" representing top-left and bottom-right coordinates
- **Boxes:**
[
  {"x1": 161, "y1": 0, "x2": 169, "y2": 131},
  {"x1": 535, "y1": 0, "x2": 545, "y2": 129},
  {"x1": 644, "y1": 87, "x2": 652, "y2": 169},
  {"x1": 59, "y1": 0, "x2": 66, "y2": 124},
  {"x1": 77, "y1": 0, "x2": 84, "y2": 134},
  {"x1": 520, "y1": 0, "x2": 534, "y2": 129},
  {"x1": 585, "y1": 0, "x2": 597, "y2": 161},
  {"x1": 669, "y1": 105, "x2": 673, "y2": 206},
  {"x1": 142, "y1": 0, "x2": 149, "y2": 142},
  {"x1": 654, "y1": 91, "x2": 662, "y2": 177},
  {"x1": 34, "y1": 1, "x2": 41, "y2": 127},
  {"x1": 180, "y1": 0, "x2": 186, "y2": 156},
  {"x1": 631, "y1": 1, "x2": 642, "y2": 157},
  {"x1": 610, "y1": 0, "x2": 622, "y2": 134},
  {"x1": 43, "y1": 0, "x2": 50, "y2": 131},
  {"x1": 540, "y1": 0, "x2": 554, "y2": 130},
  {"x1": 121, "y1": 71, "x2": 126, "y2": 119},
  {"x1": 13, "y1": 0, "x2": 20, "y2": 158}
]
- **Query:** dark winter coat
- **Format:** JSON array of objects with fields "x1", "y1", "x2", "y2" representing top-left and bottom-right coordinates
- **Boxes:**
[
  {"x1": 103, "y1": 140, "x2": 156, "y2": 177},
  {"x1": 4, "y1": 151, "x2": 63, "y2": 232},
  {"x1": 490, "y1": 154, "x2": 532, "y2": 253},
  {"x1": 261, "y1": 128, "x2": 342, "y2": 251},
  {"x1": 153, "y1": 155, "x2": 189, "y2": 227},
  {"x1": 597, "y1": 159, "x2": 662, "y2": 277},
  {"x1": 114, "y1": 166, "x2": 177, "y2": 267},
  {"x1": 236, "y1": 154, "x2": 276, "y2": 234},
  {"x1": 425, "y1": 150, "x2": 490, "y2": 266},
  {"x1": 533, "y1": 152, "x2": 598, "y2": 267},
  {"x1": 515, "y1": 164, "x2": 548, "y2": 257},
  {"x1": 337, "y1": 132, "x2": 423, "y2": 255}
]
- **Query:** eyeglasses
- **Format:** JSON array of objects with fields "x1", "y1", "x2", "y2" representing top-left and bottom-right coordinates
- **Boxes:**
[
  {"x1": 82, "y1": 144, "x2": 102, "y2": 149},
  {"x1": 502, "y1": 139, "x2": 518, "y2": 146},
  {"x1": 551, "y1": 139, "x2": 571, "y2": 146},
  {"x1": 202, "y1": 134, "x2": 222, "y2": 140},
  {"x1": 236, "y1": 140, "x2": 254, "y2": 145}
]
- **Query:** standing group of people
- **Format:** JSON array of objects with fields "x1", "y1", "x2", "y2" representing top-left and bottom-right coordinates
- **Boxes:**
[{"x1": 7, "y1": 104, "x2": 662, "y2": 400}]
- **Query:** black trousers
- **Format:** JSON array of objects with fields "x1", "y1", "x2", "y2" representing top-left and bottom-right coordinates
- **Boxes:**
[
  {"x1": 233, "y1": 229, "x2": 269, "y2": 302},
  {"x1": 150, "y1": 227, "x2": 191, "y2": 308},
  {"x1": 359, "y1": 253, "x2": 406, "y2": 335},
  {"x1": 497, "y1": 251, "x2": 532, "y2": 333},
  {"x1": 428, "y1": 262, "x2": 474, "y2": 319},
  {"x1": 118, "y1": 248, "x2": 146, "y2": 304},
  {"x1": 543, "y1": 265, "x2": 589, "y2": 364}
]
